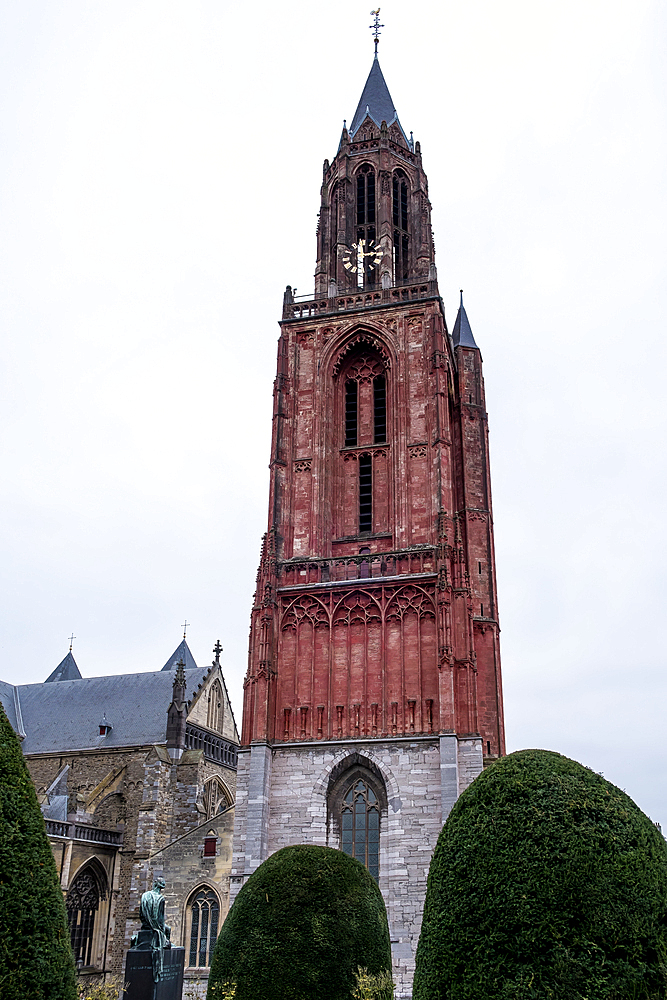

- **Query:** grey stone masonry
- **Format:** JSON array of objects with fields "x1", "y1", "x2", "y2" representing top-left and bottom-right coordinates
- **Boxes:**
[{"x1": 230, "y1": 734, "x2": 483, "y2": 999}]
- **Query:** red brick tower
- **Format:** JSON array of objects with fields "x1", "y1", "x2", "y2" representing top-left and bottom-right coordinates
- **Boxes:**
[{"x1": 232, "y1": 50, "x2": 505, "y2": 997}]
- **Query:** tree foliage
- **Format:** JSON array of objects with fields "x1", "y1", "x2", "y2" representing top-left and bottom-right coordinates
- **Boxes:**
[
  {"x1": 0, "y1": 700, "x2": 77, "y2": 1000},
  {"x1": 414, "y1": 749, "x2": 667, "y2": 1000},
  {"x1": 208, "y1": 844, "x2": 392, "y2": 1000}
]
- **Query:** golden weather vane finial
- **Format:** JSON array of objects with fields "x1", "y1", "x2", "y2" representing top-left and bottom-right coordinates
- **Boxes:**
[{"x1": 370, "y1": 9, "x2": 384, "y2": 55}]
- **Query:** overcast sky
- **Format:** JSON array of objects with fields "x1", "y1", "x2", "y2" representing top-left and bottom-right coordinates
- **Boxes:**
[{"x1": 1, "y1": 1, "x2": 665, "y2": 827}]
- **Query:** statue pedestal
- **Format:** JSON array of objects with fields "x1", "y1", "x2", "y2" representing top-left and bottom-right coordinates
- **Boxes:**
[{"x1": 124, "y1": 934, "x2": 185, "y2": 1000}]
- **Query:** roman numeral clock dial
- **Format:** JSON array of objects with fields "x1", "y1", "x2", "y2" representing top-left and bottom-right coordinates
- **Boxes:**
[{"x1": 342, "y1": 239, "x2": 383, "y2": 275}]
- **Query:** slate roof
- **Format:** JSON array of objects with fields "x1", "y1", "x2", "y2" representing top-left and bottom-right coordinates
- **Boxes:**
[
  {"x1": 161, "y1": 639, "x2": 198, "y2": 672},
  {"x1": 13, "y1": 667, "x2": 210, "y2": 754},
  {"x1": 452, "y1": 292, "x2": 479, "y2": 349},
  {"x1": 349, "y1": 55, "x2": 406, "y2": 140},
  {"x1": 45, "y1": 651, "x2": 82, "y2": 683},
  {"x1": 0, "y1": 679, "x2": 25, "y2": 737}
]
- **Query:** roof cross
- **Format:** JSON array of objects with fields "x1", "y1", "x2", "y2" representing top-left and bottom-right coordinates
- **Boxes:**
[
  {"x1": 369, "y1": 9, "x2": 384, "y2": 54},
  {"x1": 182, "y1": 620, "x2": 189, "y2": 640},
  {"x1": 68, "y1": 633, "x2": 76, "y2": 652},
  {"x1": 213, "y1": 640, "x2": 223, "y2": 664}
]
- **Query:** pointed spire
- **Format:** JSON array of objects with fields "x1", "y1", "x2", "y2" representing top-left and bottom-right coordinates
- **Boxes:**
[
  {"x1": 161, "y1": 638, "x2": 198, "y2": 672},
  {"x1": 452, "y1": 290, "x2": 479, "y2": 349},
  {"x1": 45, "y1": 650, "x2": 82, "y2": 683},
  {"x1": 349, "y1": 55, "x2": 403, "y2": 139}
]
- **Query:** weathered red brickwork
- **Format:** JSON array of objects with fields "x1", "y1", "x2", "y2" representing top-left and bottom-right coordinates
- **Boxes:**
[{"x1": 242, "y1": 102, "x2": 505, "y2": 758}]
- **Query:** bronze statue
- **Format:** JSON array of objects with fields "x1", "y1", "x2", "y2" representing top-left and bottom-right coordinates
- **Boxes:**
[{"x1": 133, "y1": 877, "x2": 172, "y2": 982}]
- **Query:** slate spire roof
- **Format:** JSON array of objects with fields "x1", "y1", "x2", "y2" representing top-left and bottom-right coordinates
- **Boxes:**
[
  {"x1": 349, "y1": 54, "x2": 405, "y2": 140},
  {"x1": 161, "y1": 639, "x2": 198, "y2": 672},
  {"x1": 452, "y1": 291, "x2": 479, "y2": 349},
  {"x1": 45, "y1": 651, "x2": 82, "y2": 683}
]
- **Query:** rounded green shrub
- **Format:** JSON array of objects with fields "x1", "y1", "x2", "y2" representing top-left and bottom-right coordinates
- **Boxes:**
[
  {"x1": 414, "y1": 749, "x2": 667, "y2": 1000},
  {"x1": 0, "y1": 700, "x2": 77, "y2": 999},
  {"x1": 208, "y1": 844, "x2": 392, "y2": 1000}
]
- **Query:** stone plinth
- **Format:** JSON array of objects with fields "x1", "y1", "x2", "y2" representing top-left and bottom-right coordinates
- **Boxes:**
[{"x1": 124, "y1": 934, "x2": 185, "y2": 1000}]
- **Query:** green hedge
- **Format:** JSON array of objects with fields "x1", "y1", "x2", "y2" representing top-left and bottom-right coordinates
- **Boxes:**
[
  {"x1": 208, "y1": 844, "x2": 392, "y2": 1000},
  {"x1": 414, "y1": 749, "x2": 667, "y2": 1000},
  {"x1": 0, "y1": 700, "x2": 77, "y2": 999}
]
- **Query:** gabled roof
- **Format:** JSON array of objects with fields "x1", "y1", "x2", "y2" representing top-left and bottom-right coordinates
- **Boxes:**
[
  {"x1": 161, "y1": 639, "x2": 198, "y2": 672},
  {"x1": 349, "y1": 55, "x2": 404, "y2": 139},
  {"x1": 452, "y1": 292, "x2": 479, "y2": 349},
  {"x1": 0, "y1": 680, "x2": 25, "y2": 737},
  {"x1": 45, "y1": 651, "x2": 82, "y2": 683},
  {"x1": 15, "y1": 667, "x2": 210, "y2": 754}
]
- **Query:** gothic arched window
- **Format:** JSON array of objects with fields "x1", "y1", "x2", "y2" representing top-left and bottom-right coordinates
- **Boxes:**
[
  {"x1": 66, "y1": 865, "x2": 103, "y2": 967},
  {"x1": 356, "y1": 164, "x2": 377, "y2": 288},
  {"x1": 392, "y1": 170, "x2": 409, "y2": 282},
  {"x1": 328, "y1": 758, "x2": 386, "y2": 881},
  {"x1": 207, "y1": 680, "x2": 224, "y2": 733},
  {"x1": 187, "y1": 887, "x2": 220, "y2": 968},
  {"x1": 339, "y1": 343, "x2": 389, "y2": 535},
  {"x1": 341, "y1": 779, "x2": 380, "y2": 879},
  {"x1": 203, "y1": 777, "x2": 229, "y2": 819}
]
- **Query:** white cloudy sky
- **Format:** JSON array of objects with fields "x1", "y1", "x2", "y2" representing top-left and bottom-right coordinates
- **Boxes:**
[{"x1": 1, "y1": 1, "x2": 665, "y2": 826}]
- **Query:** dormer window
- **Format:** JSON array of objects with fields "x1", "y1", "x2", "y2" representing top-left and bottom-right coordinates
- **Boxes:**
[{"x1": 98, "y1": 715, "x2": 112, "y2": 737}]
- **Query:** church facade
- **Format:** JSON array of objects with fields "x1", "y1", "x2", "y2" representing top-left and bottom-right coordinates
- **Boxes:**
[
  {"x1": 231, "y1": 53, "x2": 505, "y2": 997},
  {"x1": 0, "y1": 640, "x2": 238, "y2": 992}
]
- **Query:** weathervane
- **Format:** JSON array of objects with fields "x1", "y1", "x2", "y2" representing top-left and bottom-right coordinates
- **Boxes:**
[{"x1": 370, "y1": 9, "x2": 384, "y2": 54}]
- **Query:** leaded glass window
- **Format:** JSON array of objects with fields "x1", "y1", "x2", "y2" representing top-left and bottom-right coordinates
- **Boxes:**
[
  {"x1": 188, "y1": 888, "x2": 220, "y2": 968},
  {"x1": 67, "y1": 868, "x2": 101, "y2": 967},
  {"x1": 341, "y1": 779, "x2": 380, "y2": 879}
]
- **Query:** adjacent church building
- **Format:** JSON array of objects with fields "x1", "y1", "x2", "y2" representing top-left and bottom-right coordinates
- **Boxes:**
[
  {"x1": 1, "y1": 45, "x2": 504, "y2": 1000},
  {"x1": 0, "y1": 639, "x2": 239, "y2": 992}
]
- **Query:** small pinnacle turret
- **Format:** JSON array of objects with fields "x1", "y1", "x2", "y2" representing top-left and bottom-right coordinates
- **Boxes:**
[{"x1": 452, "y1": 291, "x2": 479, "y2": 349}]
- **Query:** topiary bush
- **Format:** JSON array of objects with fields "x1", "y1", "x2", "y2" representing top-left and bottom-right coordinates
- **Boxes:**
[
  {"x1": 0, "y1": 700, "x2": 77, "y2": 999},
  {"x1": 413, "y1": 748, "x2": 667, "y2": 1000},
  {"x1": 208, "y1": 844, "x2": 392, "y2": 1000}
]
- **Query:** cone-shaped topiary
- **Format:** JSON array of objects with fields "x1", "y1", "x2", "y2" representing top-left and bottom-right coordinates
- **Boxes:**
[
  {"x1": 414, "y1": 749, "x2": 667, "y2": 1000},
  {"x1": 0, "y1": 700, "x2": 77, "y2": 1000},
  {"x1": 208, "y1": 844, "x2": 393, "y2": 1000}
]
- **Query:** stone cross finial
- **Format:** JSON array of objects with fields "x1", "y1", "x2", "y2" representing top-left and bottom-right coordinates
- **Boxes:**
[
  {"x1": 213, "y1": 640, "x2": 223, "y2": 665},
  {"x1": 369, "y1": 9, "x2": 384, "y2": 53}
]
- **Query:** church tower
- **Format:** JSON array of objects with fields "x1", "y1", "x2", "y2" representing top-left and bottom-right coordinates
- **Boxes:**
[{"x1": 231, "y1": 45, "x2": 505, "y2": 997}]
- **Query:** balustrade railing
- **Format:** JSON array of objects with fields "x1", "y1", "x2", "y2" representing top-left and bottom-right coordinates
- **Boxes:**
[
  {"x1": 185, "y1": 722, "x2": 238, "y2": 768},
  {"x1": 283, "y1": 280, "x2": 438, "y2": 320},
  {"x1": 278, "y1": 546, "x2": 437, "y2": 589},
  {"x1": 45, "y1": 819, "x2": 123, "y2": 847}
]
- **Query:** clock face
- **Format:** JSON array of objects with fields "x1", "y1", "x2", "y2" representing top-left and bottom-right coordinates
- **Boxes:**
[{"x1": 342, "y1": 239, "x2": 383, "y2": 274}]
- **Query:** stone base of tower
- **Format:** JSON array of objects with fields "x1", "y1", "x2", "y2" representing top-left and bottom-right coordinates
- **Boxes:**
[{"x1": 230, "y1": 734, "x2": 483, "y2": 998}]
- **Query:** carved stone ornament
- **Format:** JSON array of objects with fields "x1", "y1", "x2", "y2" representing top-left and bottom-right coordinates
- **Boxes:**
[
  {"x1": 408, "y1": 444, "x2": 428, "y2": 458},
  {"x1": 294, "y1": 459, "x2": 312, "y2": 473},
  {"x1": 332, "y1": 332, "x2": 390, "y2": 377}
]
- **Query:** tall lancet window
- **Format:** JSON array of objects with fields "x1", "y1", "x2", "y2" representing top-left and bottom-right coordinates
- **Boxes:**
[
  {"x1": 392, "y1": 170, "x2": 409, "y2": 282},
  {"x1": 340, "y1": 345, "x2": 389, "y2": 536},
  {"x1": 328, "y1": 761, "x2": 386, "y2": 883},
  {"x1": 187, "y1": 887, "x2": 220, "y2": 968},
  {"x1": 373, "y1": 375, "x2": 386, "y2": 443},
  {"x1": 341, "y1": 779, "x2": 380, "y2": 879},
  {"x1": 355, "y1": 164, "x2": 377, "y2": 288},
  {"x1": 67, "y1": 866, "x2": 103, "y2": 967}
]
